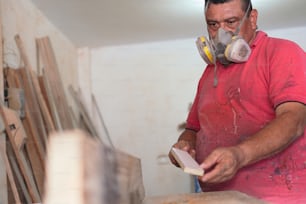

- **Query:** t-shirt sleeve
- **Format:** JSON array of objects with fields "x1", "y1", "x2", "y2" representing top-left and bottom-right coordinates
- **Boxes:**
[
  {"x1": 268, "y1": 39, "x2": 306, "y2": 107},
  {"x1": 185, "y1": 78, "x2": 204, "y2": 132}
]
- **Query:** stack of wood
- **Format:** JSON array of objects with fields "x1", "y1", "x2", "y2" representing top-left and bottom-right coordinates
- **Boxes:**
[{"x1": 0, "y1": 34, "x2": 102, "y2": 203}]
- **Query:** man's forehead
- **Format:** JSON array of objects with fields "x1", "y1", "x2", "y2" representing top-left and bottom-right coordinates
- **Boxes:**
[{"x1": 205, "y1": 1, "x2": 245, "y2": 20}]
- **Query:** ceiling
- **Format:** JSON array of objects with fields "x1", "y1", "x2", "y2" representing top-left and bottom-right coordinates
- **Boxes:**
[{"x1": 31, "y1": 0, "x2": 306, "y2": 48}]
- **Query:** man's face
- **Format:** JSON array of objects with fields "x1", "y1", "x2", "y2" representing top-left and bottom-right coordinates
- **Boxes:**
[{"x1": 205, "y1": 0, "x2": 257, "y2": 43}]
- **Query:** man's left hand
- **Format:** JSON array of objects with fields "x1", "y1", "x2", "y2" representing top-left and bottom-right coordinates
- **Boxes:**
[{"x1": 198, "y1": 146, "x2": 245, "y2": 183}]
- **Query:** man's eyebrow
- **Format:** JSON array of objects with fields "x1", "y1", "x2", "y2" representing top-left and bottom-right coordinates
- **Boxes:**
[{"x1": 206, "y1": 16, "x2": 240, "y2": 22}]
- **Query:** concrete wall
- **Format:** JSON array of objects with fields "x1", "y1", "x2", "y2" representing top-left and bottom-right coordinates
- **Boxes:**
[
  {"x1": 90, "y1": 26, "x2": 306, "y2": 197},
  {"x1": 1, "y1": 0, "x2": 78, "y2": 93}
]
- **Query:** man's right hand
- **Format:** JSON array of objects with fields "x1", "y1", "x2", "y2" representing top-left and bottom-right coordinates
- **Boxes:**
[{"x1": 168, "y1": 129, "x2": 197, "y2": 167}]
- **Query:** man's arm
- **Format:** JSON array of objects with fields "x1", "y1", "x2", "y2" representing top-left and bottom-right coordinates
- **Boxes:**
[
  {"x1": 237, "y1": 102, "x2": 306, "y2": 166},
  {"x1": 199, "y1": 102, "x2": 306, "y2": 183}
]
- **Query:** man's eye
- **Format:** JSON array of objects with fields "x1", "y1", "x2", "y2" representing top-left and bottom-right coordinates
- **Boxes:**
[
  {"x1": 208, "y1": 22, "x2": 219, "y2": 28},
  {"x1": 226, "y1": 19, "x2": 239, "y2": 27}
]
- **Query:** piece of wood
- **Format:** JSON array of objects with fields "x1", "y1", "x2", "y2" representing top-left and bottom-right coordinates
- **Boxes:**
[
  {"x1": 43, "y1": 129, "x2": 145, "y2": 204},
  {"x1": 15, "y1": 35, "x2": 48, "y2": 149},
  {"x1": 44, "y1": 130, "x2": 93, "y2": 204},
  {"x1": 0, "y1": 132, "x2": 8, "y2": 204},
  {"x1": 30, "y1": 70, "x2": 55, "y2": 133},
  {"x1": 92, "y1": 94, "x2": 114, "y2": 148},
  {"x1": 0, "y1": 105, "x2": 41, "y2": 203},
  {"x1": 4, "y1": 68, "x2": 45, "y2": 196},
  {"x1": 23, "y1": 118, "x2": 45, "y2": 197},
  {"x1": 0, "y1": 106, "x2": 27, "y2": 151},
  {"x1": 18, "y1": 68, "x2": 46, "y2": 161},
  {"x1": 38, "y1": 71, "x2": 62, "y2": 131},
  {"x1": 1, "y1": 144, "x2": 22, "y2": 204},
  {"x1": 6, "y1": 88, "x2": 25, "y2": 118},
  {"x1": 171, "y1": 147, "x2": 204, "y2": 176},
  {"x1": 144, "y1": 191, "x2": 266, "y2": 204},
  {"x1": 6, "y1": 140, "x2": 32, "y2": 204},
  {"x1": 36, "y1": 37, "x2": 73, "y2": 130},
  {"x1": 68, "y1": 86, "x2": 98, "y2": 137}
]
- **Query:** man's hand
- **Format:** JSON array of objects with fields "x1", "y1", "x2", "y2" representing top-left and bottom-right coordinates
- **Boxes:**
[
  {"x1": 198, "y1": 146, "x2": 245, "y2": 183},
  {"x1": 168, "y1": 129, "x2": 197, "y2": 167}
]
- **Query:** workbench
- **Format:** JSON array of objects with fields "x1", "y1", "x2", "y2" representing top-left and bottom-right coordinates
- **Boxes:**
[{"x1": 144, "y1": 190, "x2": 266, "y2": 204}]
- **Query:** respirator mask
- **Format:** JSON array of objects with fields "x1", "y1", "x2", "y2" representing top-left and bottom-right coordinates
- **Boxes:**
[{"x1": 196, "y1": 2, "x2": 252, "y2": 65}]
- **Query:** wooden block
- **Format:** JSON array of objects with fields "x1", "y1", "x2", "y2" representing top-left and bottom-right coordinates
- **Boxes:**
[{"x1": 171, "y1": 147, "x2": 204, "y2": 176}]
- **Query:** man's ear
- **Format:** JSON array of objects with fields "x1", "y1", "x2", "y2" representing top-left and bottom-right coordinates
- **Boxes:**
[{"x1": 250, "y1": 9, "x2": 258, "y2": 30}]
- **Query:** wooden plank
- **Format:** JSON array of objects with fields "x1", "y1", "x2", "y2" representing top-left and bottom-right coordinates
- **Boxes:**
[
  {"x1": 170, "y1": 147, "x2": 204, "y2": 176},
  {"x1": 30, "y1": 70, "x2": 55, "y2": 133},
  {"x1": 15, "y1": 35, "x2": 48, "y2": 148},
  {"x1": 91, "y1": 94, "x2": 114, "y2": 148},
  {"x1": 23, "y1": 118, "x2": 45, "y2": 197},
  {"x1": 6, "y1": 140, "x2": 32, "y2": 204},
  {"x1": 0, "y1": 105, "x2": 41, "y2": 203},
  {"x1": 38, "y1": 71, "x2": 62, "y2": 131},
  {"x1": 36, "y1": 37, "x2": 73, "y2": 130},
  {"x1": 1, "y1": 143, "x2": 22, "y2": 204},
  {"x1": 68, "y1": 86, "x2": 99, "y2": 137},
  {"x1": 17, "y1": 68, "x2": 46, "y2": 164},
  {"x1": 0, "y1": 132, "x2": 8, "y2": 204}
]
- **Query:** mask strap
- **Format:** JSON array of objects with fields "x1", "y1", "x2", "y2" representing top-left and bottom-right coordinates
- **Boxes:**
[{"x1": 234, "y1": 2, "x2": 251, "y2": 35}]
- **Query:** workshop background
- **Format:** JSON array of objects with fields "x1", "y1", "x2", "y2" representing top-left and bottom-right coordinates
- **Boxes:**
[{"x1": 2, "y1": 0, "x2": 306, "y2": 199}]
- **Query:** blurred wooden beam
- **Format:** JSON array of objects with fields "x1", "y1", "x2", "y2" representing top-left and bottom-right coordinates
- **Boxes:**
[{"x1": 44, "y1": 129, "x2": 145, "y2": 204}]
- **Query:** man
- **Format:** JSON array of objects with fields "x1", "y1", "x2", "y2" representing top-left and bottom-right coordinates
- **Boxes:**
[{"x1": 169, "y1": 0, "x2": 306, "y2": 203}]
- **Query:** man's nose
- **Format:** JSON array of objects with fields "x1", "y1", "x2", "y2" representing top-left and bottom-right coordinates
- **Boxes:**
[{"x1": 219, "y1": 22, "x2": 227, "y2": 29}]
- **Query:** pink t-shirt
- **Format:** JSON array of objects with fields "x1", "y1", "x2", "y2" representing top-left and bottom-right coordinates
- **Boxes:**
[{"x1": 186, "y1": 31, "x2": 306, "y2": 203}]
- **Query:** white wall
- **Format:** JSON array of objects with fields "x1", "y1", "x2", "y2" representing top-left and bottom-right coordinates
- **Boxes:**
[
  {"x1": 91, "y1": 25, "x2": 306, "y2": 197},
  {"x1": 91, "y1": 39, "x2": 205, "y2": 196},
  {"x1": 266, "y1": 26, "x2": 306, "y2": 50}
]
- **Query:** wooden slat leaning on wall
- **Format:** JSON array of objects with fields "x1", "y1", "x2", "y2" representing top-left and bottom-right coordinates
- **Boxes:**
[
  {"x1": 43, "y1": 129, "x2": 145, "y2": 204},
  {"x1": 0, "y1": 117, "x2": 8, "y2": 204},
  {"x1": 36, "y1": 36, "x2": 74, "y2": 130},
  {"x1": 15, "y1": 35, "x2": 48, "y2": 148},
  {"x1": 4, "y1": 67, "x2": 45, "y2": 200},
  {"x1": 0, "y1": 106, "x2": 41, "y2": 203}
]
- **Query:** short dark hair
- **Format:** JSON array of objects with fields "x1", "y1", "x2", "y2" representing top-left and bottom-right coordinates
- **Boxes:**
[{"x1": 205, "y1": 0, "x2": 253, "y2": 16}]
